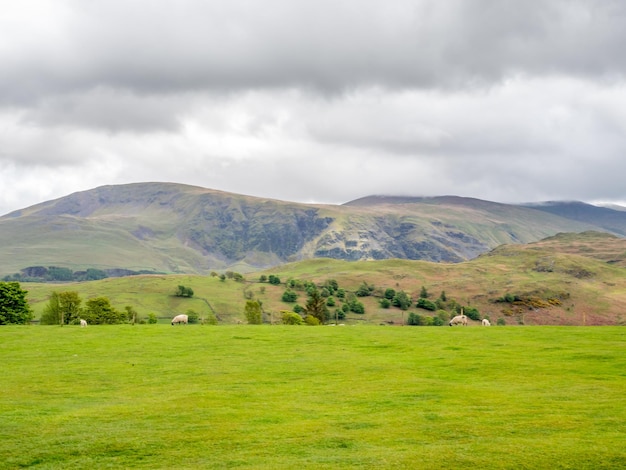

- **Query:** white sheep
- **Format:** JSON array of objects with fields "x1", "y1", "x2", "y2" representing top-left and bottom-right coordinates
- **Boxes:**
[
  {"x1": 80, "y1": 319, "x2": 87, "y2": 328},
  {"x1": 482, "y1": 318, "x2": 491, "y2": 326},
  {"x1": 171, "y1": 314, "x2": 189, "y2": 325},
  {"x1": 449, "y1": 314, "x2": 468, "y2": 326}
]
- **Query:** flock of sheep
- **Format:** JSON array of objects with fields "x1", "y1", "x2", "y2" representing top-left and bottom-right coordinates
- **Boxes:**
[{"x1": 80, "y1": 313, "x2": 491, "y2": 327}]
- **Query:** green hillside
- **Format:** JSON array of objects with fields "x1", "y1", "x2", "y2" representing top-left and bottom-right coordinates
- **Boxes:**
[{"x1": 22, "y1": 232, "x2": 626, "y2": 326}]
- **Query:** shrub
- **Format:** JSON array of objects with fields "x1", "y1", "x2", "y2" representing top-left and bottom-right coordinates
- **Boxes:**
[
  {"x1": 281, "y1": 289, "x2": 298, "y2": 302},
  {"x1": 304, "y1": 315, "x2": 320, "y2": 325},
  {"x1": 186, "y1": 309, "x2": 200, "y2": 324},
  {"x1": 268, "y1": 275, "x2": 281, "y2": 285},
  {"x1": 147, "y1": 313, "x2": 158, "y2": 324},
  {"x1": 380, "y1": 298, "x2": 391, "y2": 309},
  {"x1": 281, "y1": 311, "x2": 303, "y2": 325},
  {"x1": 416, "y1": 298, "x2": 437, "y2": 311},
  {"x1": 497, "y1": 317, "x2": 506, "y2": 326},
  {"x1": 384, "y1": 288, "x2": 396, "y2": 300},
  {"x1": 464, "y1": 306, "x2": 480, "y2": 321}
]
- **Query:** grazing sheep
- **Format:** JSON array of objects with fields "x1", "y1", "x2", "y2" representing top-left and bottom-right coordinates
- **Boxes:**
[
  {"x1": 449, "y1": 314, "x2": 468, "y2": 326},
  {"x1": 482, "y1": 318, "x2": 491, "y2": 326},
  {"x1": 80, "y1": 319, "x2": 87, "y2": 328},
  {"x1": 171, "y1": 314, "x2": 188, "y2": 325}
]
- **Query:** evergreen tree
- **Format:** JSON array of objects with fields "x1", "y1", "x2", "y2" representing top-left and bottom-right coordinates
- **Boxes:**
[
  {"x1": 0, "y1": 282, "x2": 33, "y2": 325},
  {"x1": 303, "y1": 288, "x2": 328, "y2": 325}
]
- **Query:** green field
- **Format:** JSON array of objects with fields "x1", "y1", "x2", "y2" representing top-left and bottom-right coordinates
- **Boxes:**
[{"x1": 1, "y1": 325, "x2": 625, "y2": 469}]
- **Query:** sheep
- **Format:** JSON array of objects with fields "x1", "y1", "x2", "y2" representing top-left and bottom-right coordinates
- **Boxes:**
[
  {"x1": 171, "y1": 314, "x2": 189, "y2": 325},
  {"x1": 80, "y1": 319, "x2": 87, "y2": 328},
  {"x1": 449, "y1": 314, "x2": 468, "y2": 326},
  {"x1": 482, "y1": 318, "x2": 491, "y2": 326}
]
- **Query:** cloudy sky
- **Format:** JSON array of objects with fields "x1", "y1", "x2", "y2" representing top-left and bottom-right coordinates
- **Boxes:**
[{"x1": 2, "y1": 0, "x2": 626, "y2": 215}]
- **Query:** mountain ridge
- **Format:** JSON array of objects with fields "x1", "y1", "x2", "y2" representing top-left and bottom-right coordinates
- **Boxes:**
[{"x1": 1, "y1": 182, "x2": 623, "y2": 276}]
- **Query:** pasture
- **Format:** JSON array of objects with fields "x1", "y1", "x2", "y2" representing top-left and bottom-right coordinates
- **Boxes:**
[{"x1": 1, "y1": 325, "x2": 625, "y2": 469}]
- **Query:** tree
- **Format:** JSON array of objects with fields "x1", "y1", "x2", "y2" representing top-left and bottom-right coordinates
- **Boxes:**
[
  {"x1": 303, "y1": 288, "x2": 328, "y2": 325},
  {"x1": 244, "y1": 300, "x2": 263, "y2": 324},
  {"x1": 392, "y1": 290, "x2": 412, "y2": 310},
  {"x1": 420, "y1": 286, "x2": 429, "y2": 299},
  {"x1": 384, "y1": 288, "x2": 396, "y2": 300},
  {"x1": 58, "y1": 291, "x2": 82, "y2": 324},
  {"x1": 83, "y1": 297, "x2": 124, "y2": 324},
  {"x1": 40, "y1": 291, "x2": 61, "y2": 325},
  {"x1": 185, "y1": 309, "x2": 200, "y2": 324},
  {"x1": 281, "y1": 311, "x2": 304, "y2": 325},
  {"x1": 41, "y1": 291, "x2": 83, "y2": 325},
  {"x1": 416, "y1": 298, "x2": 437, "y2": 311},
  {"x1": 356, "y1": 282, "x2": 373, "y2": 297},
  {"x1": 0, "y1": 282, "x2": 33, "y2": 324},
  {"x1": 281, "y1": 289, "x2": 298, "y2": 302},
  {"x1": 175, "y1": 285, "x2": 194, "y2": 298},
  {"x1": 125, "y1": 305, "x2": 138, "y2": 325},
  {"x1": 268, "y1": 275, "x2": 281, "y2": 285}
]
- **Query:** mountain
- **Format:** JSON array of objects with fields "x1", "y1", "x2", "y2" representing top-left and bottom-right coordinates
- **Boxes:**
[
  {"x1": 0, "y1": 182, "x2": 620, "y2": 277},
  {"x1": 521, "y1": 201, "x2": 626, "y2": 236}
]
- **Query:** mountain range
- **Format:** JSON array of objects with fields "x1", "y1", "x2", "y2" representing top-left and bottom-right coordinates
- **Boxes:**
[{"x1": 2, "y1": 182, "x2": 626, "y2": 277}]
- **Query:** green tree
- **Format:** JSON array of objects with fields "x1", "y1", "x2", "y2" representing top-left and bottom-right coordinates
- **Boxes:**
[
  {"x1": 125, "y1": 305, "x2": 138, "y2": 324},
  {"x1": 83, "y1": 297, "x2": 124, "y2": 324},
  {"x1": 40, "y1": 291, "x2": 61, "y2": 325},
  {"x1": 392, "y1": 290, "x2": 412, "y2": 310},
  {"x1": 186, "y1": 309, "x2": 200, "y2": 324},
  {"x1": 281, "y1": 289, "x2": 298, "y2": 302},
  {"x1": 303, "y1": 288, "x2": 328, "y2": 325},
  {"x1": 281, "y1": 310, "x2": 304, "y2": 325},
  {"x1": 244, "y1": 300, "x2": 263, "y2": 324},
  {"x1": 0, "y1": 282, "x2": 33, "y2": 325},
  {"x1": 268, "y1": 275, "x2": 281, "y2": 285},
  {"x1": 175, "y1": 285, "x2": 194, "y2": 298},
  {"x1": 356, "y1": 282, "x2": 373, "y2": 297},
  {"x1": 416, "y1": 298, "x2": 437, "y2": 311},
  {"x1": 384, "y1": 288, "x2": 396, "y2": 300},
  {"x1": 59, "y1": 291, "x2": 82, "y2": 325}
]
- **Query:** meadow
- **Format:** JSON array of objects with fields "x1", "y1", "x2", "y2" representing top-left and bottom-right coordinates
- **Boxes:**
[{"x1": 1, "y1": 325, "x2": 625, "y2": 469}]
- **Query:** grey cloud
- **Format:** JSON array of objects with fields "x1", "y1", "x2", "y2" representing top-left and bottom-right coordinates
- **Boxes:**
[{"x1": 3, "y1": 0, "x2": 626, "y2": 106}]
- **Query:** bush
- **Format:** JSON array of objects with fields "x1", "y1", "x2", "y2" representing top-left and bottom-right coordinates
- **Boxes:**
[
  {"x1": 380, "y1": 298, "x2": 391, "y2": 309},
  {"x1": 147, "y1": 313, "x2": 158, "y2": 324},
  {"x1": 281, "y1": 311, "x2": 304, "y2": 325},
  {"x1": 268, "y1": 275, "x2": 281, "y2": 285},
  {"x1": 304, "y1": 315, "x2": 320, "y2": 325},
  {"x1": 497, "y1": 318, "x2": 506, "y2": 326},
  {"x1": 281, "y1": 289, "x2": 298, "y2": 302},
  {"x1": 464, "y1": 306, "x2": 480, "y2": 321},
  {"x1": 416, "y1": 298, "x2": 437, "y2": 311},
  {"x1": 186, "y1": 309, "x2": 200, "y2": 324}
]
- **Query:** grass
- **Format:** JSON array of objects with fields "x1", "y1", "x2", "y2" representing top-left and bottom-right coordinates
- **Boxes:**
[{"x1": 1, "y1": 325, "x2": 625, "y2": 469}]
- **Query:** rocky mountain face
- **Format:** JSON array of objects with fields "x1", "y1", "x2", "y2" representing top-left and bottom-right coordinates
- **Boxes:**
[{"x1": 1, "y1": 182, "x2": 622, "y2": 276}]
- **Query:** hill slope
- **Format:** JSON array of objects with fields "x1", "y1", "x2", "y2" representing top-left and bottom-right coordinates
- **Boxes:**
[
  {"x1": 23, "y1": 232, "x2": 626, "y2": 326},
  {"x1": 0, "y1": 182, "x2": 618, "y2": 276}
]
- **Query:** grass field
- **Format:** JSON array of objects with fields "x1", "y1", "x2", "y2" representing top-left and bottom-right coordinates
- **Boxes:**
[{"x1": 1, "y1": 325, "x2": 625, "y2": 469}]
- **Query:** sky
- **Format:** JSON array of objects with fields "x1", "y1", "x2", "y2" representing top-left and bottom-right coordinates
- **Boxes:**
[{"x1": 2, "y1": 0, "x2": 626, "y2": 216}]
